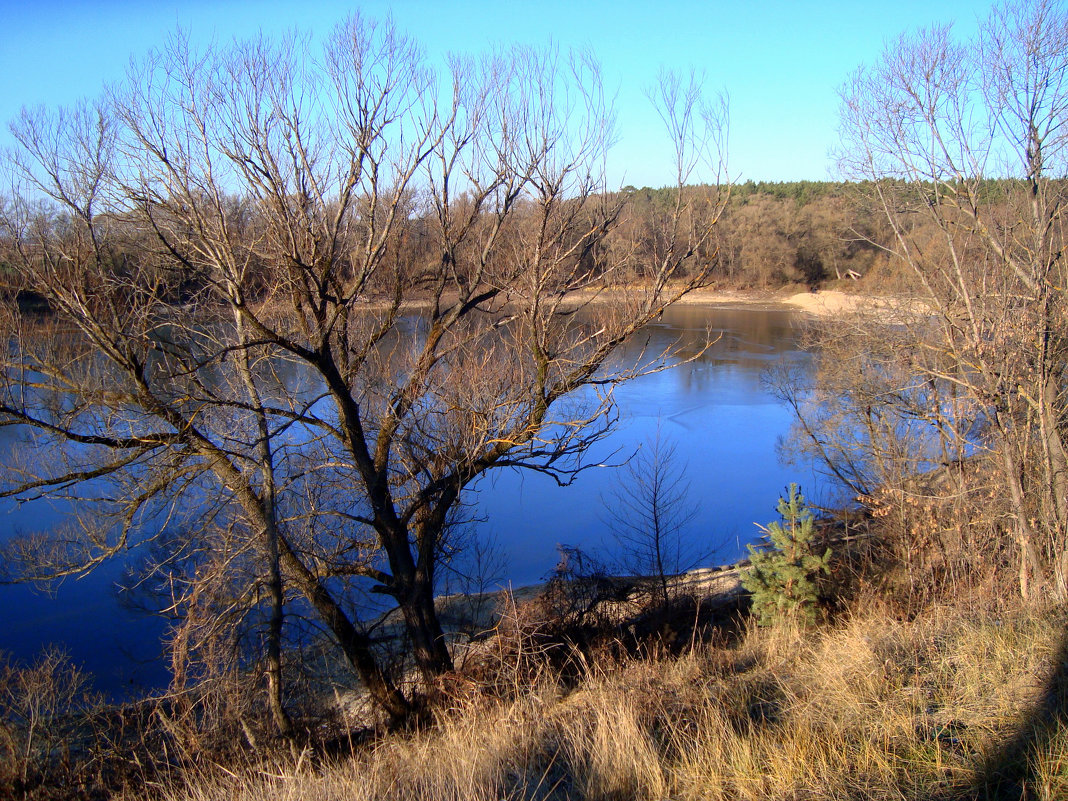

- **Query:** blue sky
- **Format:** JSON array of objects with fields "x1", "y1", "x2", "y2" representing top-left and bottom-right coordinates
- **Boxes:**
[{"x1": 1, "y1": 0, "x2": 988, "y2": 188}]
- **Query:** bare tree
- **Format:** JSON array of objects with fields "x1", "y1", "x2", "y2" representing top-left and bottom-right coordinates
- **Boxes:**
[
  {"x1": 0, "y1": 16, "x2": 728, "y2": 727},
  {"x1": 770, "y1": 316, "x2": 980, "y2": 501},
  {"x1": 604, "y1": 426, "x2": 700, "y2": 604},
  {"x1": 836, "y1": 0, "x2": 1068, "y2": 599},
  {"x1": 770, "y1": 316, "x2": 1000, "y2": 597}
]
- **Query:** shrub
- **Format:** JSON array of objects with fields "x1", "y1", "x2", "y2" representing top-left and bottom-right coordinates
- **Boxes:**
[
  {"x1": 0, "y1": 646, "x2": 97, "y2": 790},
  {"x1": 741, "y1": 484, "x2": 831, "y2": 626}
]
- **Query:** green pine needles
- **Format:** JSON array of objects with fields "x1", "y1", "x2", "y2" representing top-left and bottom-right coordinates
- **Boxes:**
[{"x1": 742, "y1": 484, "x2": 832, "y2": 626}]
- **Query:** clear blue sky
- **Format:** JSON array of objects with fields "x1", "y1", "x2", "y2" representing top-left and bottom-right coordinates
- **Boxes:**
[{"x1": 1, "y1": 0, "x2": 988, "y2": 188}]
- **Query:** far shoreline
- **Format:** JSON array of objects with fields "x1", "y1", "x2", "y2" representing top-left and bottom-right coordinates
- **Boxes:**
[{"x1": 335, "y1": 286, "x2": 926, "y2": 320}]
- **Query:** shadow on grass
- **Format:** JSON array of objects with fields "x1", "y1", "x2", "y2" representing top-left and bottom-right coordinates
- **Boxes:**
[{"x1": 938, "y1": 620, "x2": 1068, "y2": 800}]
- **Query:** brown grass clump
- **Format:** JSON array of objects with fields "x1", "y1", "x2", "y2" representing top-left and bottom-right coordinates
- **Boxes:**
[{"x1": 157, "y1": 597, "x2": 1068, "y2": 801}]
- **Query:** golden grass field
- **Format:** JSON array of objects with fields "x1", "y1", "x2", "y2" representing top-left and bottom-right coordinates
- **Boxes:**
[{"x1": 160, "y1": 594, "x2": 1067, "y2": 801}]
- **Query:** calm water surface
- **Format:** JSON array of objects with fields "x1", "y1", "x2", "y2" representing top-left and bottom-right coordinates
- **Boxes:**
[
  {"x1": 473, "y1": 304, "x2": 821, "y2": 586},
  {"x1": 0, "y1": 305, "x2": 821, "y2": 695}
]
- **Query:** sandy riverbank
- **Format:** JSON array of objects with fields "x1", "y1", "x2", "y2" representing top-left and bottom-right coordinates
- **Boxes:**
[{"x1": 668, "y1": 287, "x2": 927, "y2": 317}]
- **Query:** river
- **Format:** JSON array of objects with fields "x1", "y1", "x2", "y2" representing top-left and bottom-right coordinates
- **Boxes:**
[{"x1": 0, "y1": 304, "x2": 823, "y2": 696}]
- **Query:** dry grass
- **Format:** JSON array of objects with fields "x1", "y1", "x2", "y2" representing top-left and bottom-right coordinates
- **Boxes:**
[{"x1": 152, "y1": 598, "x2": 1068, "y2": 801}]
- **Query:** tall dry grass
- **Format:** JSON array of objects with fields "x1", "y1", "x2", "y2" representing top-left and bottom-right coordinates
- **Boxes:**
[{"x1": 158, "y1": 598, "x2": 1068, "y2": 801}]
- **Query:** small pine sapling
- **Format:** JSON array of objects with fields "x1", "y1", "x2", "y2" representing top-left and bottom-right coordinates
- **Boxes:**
[{"x1": 741, "y1": 484, "x2": 831, "y2": 626}]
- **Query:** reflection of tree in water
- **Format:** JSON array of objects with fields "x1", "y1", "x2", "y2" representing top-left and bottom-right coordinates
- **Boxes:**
[
  {"x1": 616, "y1": 307, "x2": 798, "y2": 364},
  {"x1": 612, "y1": 306, "x2": 807, "y2": 399}
]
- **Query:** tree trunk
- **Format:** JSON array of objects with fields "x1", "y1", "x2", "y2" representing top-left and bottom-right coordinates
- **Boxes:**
[
  {"x1": 397, "y1": 576, "x2": 453, "y2": 684},
  {"x1": 382, "y1": 527, "x2": 454, "y2": 685},
  {"x1": 263, "y1": 525, "x2": 292, "y2": 737},
  {"x1": 277, "y1": 542, "x2": 412, "y2": 722},
  {"x1": 234, "y1": 312, "x2": 294, "y2": 737},
  {"x1": 999, "y1": 435, "x2": 1046, "y2": 601},
  {"x1": 1039, "y1": 374, "x2": 1068, "y2": 601}
]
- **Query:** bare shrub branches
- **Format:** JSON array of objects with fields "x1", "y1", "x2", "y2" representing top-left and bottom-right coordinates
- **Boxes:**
[{"x1": 835, "y1": 0, "x2": 1068, "y2": 600}]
